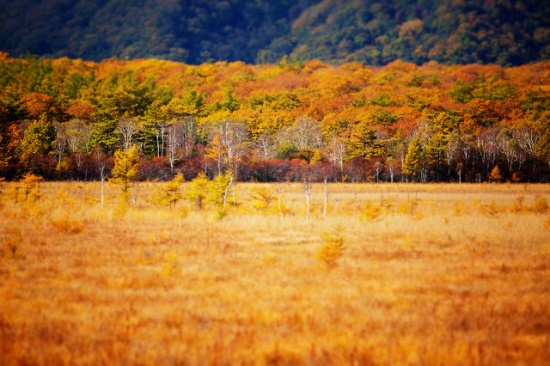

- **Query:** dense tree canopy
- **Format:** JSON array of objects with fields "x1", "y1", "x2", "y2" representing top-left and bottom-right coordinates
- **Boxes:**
[
  {"x1": 0, "y1": 0, "x2": 548, "y2": 66},
  {"x1": 1, "y1": 55, "x2": 550, "y2": 182}
]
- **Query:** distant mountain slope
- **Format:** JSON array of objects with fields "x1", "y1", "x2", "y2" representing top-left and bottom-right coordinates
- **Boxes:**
[
  {"x1": 0, "y1": 0, "x2": 548, "y2": 65},
  {"x1": 288, "y1": 0, "x2": 550, "y2": 65},
  {"x1": 0, "y1": 0, "x2": 318, "y2": 64}
]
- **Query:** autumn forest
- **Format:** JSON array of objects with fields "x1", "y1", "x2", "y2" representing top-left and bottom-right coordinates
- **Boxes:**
[{"x1": 0, "y1": 53, "x2": 549, "y2": 183}]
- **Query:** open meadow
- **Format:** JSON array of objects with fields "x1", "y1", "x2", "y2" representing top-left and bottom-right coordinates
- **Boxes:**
[{"x1": 1, "y1": 180, "x2": 550, "y2": 365}]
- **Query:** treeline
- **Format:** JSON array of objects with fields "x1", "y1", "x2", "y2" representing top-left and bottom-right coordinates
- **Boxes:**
[
  {"x1": 0, "y1": 54, "x2": 550, "y2": 182},
  {"x1": 0, "y1": 0, "x2": 549, "y2": 66}
]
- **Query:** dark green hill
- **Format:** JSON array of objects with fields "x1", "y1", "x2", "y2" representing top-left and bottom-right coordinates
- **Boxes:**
[
  {"x1": 0, "y1": 0, "x2": 548, "y2": 65},
  {"x1": 288, "y1": 0, "x2": 550, "y2": 66},
  {"x1": 0, "y1": 0, "x2": 317, "y2": 64}
]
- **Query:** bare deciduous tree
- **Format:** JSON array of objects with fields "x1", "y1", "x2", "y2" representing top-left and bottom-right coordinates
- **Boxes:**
[
  {"x1": 327, "y1": 137, "x2": 347, "y2": 181},
  {"x1": 293, "y1": 116, "x2": 323, "y2": 150},
  {"x1": 477, "y1": 128, "x2": 499, "y2": 180},
  {"x1": 254, "y1": 133, "x2": 276, "y2": 160},
  {"x1": 206, "y1": 119, "x2": 248, "y2": 176},
  {"x1": 52, "y1": 121, "x2": 67, "y2": 178},
  {"x1": 277, "y1": 116, "x2": 323, "y2": 152},
  {"x1": 117, "y1": 118, "x2": 140, "y2": 151},
  {"x1": 304, "y1": 175, "x2": 313, "y2": 223},
  {"x1": 496, "y1": 128, "x2": 520, "y2": 176},
  {"x1": 94, "y1": 146, "x2": 109, "y2": 206},
  {"x1": 180, "y1": 116, "x2": 198, "y2": 159},
  {"x1": 66, "y1": 119, "x2": 92, "y2": 178}
]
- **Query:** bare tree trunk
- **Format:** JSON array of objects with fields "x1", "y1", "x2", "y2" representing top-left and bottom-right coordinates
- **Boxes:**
[
  {"x1": 132, "y1": 182, "x2": 138, "y2": 206},
  {"x1": 401, "y1": 151, "x2": 405, "y2": 182},
  {"x1": 95, "y1": 148, "x2": 107, "y2": 207},
  {"x1": 100, "y1": 173, "x2": 105, "y2": 207},
  {"x1": 223, "y1": 176, "x2": 233, "y2": 212},
  {"x1": 155, "y1": 128, "x2": 160, "y2": 157},
  {"x1": 277, "y1": 186, "x2": 284, "y2": 220},
  {"x1": 160, "y1": 124, "x2": 166, "y2": 157},
  {"x1": 323, "y1": 177, "x2": 328, "y2": 219},
  {"x1": 304, "y1": 179, "x2": 312, "y2": 222}
]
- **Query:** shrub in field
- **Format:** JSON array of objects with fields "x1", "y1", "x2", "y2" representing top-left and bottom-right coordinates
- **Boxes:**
[
  {"x1": 162, "y1": 249, "x2": 180, "y2": 276},
  {"x1": 453, "y1": 200, "x2": 465, "y2": 216},
  {"x1": 5, "y1": 174, "x2": 44, "y2": 209},
  {"x1": 480, "y1": 200, "x2": 499, "y2": 216},
  {"x1": 1, "y1": 226, "x2": 24, "y2": 260},
  {"x1": 112, "y1": 199, "x2": 129, "y2": 218},
  {"x1": 531, "y1": 195, "x2": 549, "y2": 214},
  {"x1": 56, "y1": 188, "x2": 79, "y2": 211},
  {"x1": 363, "y1": 201, "x2": 382, "y2": 221},
  {"x1": 21, "y1": 173, "x2": 43, "y2": 202},
  {"x1": 149, "y1": 173, "x2": 185, "y2": 207},
  {"x1": 165, "y1": 173, "x2": 185, "y2": 207},
  {"x1": 400, "y1": 235, "x2": 414, "y2": 250},
  {"x1": 261, "y1": 252, "x2": 278, "y2": 265},
  {"x1": 57, "y1": 188, "x2": 69, "y2": 201},
  {"x1": 249, "y1": 186, "x2": 275, "y2": 212},
  {"x1": 185, "y1": 172, "x2": 209, "y2": 211},
  {"x1": 510, "y1": 195, "x2": 526, "y2": 213},
  {"x1": 380, "y1": 195, "x2": 396, "y2": 213},
  {"x1": 207, "y1": 170, "x2": 234, "y2": 216},
  {"x1": 397, "y1": 199, "x2": 419, "y2": 216},
  {"x1": 6, "y1": 183, "x2": 20, "y2": 203},
  {"x1": 316, "y1": 225, "x2": 346, "y2": 269},
  {"x1": 50, "y1": 215, "x2": 84, "y2": 234},
  {"x1": 83, "y1": 194, "x2": 98, "y2": 206},
  {"x1": 148, "y1": 185, "x2": 166, "y2": 207},
  {"x1": 276, "y1": 186, "x2": 291, "y2": 218}
]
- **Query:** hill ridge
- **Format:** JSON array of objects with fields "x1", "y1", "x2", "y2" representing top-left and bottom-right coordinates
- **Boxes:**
[{"x1": 0, "y1": 0, "x2": 548, "y2": 66}]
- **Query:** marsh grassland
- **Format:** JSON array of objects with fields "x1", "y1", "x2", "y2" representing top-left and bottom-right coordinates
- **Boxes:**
[{"x1": 1, "y1": 181, "x2": 550, "y2": 365}]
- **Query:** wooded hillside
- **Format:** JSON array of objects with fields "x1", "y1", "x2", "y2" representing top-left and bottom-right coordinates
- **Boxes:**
[
  {"x1": 1, "y1": 54, "x2": 549, "y2": 182},
  {"x1": 0, "y1": 0, "x2": 548, "y2": 66}
]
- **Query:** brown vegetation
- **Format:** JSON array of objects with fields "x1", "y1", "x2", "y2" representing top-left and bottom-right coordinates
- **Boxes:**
[{"x1": 1, "y1": 181, "x2": 550, "y2": 364}]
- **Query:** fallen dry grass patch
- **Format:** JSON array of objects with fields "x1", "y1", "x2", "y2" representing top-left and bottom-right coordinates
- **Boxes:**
[{"x1": 1, "y1": 182, "x2": 549, "y2": 364}]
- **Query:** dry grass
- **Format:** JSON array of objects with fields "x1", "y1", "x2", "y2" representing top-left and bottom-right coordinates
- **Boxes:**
[{"x1": 1, "y1": 181, "x2": 550, "y2": 365}]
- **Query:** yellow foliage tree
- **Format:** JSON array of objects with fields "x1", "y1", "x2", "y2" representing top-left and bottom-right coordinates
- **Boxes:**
[
  {"x1": 489, "y1": 165, "x2": 502, "y2": 183},
  {"x1": 21, "y1": 173, "x2": 43, "y2": 202},
  {"x1": 111, "y1": 145, "x2": 140, "y2": 197},
  {"x1": 208, "y1": 170, "x2": 234, "y2": 216},
  {"x1": 149, "y1": 173, "x2": 185, "y2": 207},
  {"x1": 316, "y1": 225, "x2": 346, "y2": 269},
  {"x1": 185, "y1": 172, "x2": 209, "y2": 211}
]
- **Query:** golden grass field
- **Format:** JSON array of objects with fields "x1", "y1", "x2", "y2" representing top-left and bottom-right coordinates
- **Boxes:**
[{"x1": 1, "y1": 180, "x2": 550, "y2": 365}]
